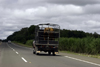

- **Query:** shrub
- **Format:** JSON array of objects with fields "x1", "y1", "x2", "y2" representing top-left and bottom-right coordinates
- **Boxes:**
[
  {"x1": 25, "y1": 40, "x2": 33, "y2": 46},
  {"x1": 59, "y1": 37, "x2": 100, "y2": 55}
]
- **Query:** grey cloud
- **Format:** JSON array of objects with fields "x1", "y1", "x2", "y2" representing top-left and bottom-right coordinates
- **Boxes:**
[
  {"x1": 0, "y1": 0, "x2": 100, "y2": 9},
  {"x1": 0, "y1": 30, "x2": 13, "y2": 39},
  {"x1": 46, "y1": 0, "x2": 100, "y2": 5},
  {"x1": 1, "y1": 0, "x2": 100, "y2": 39},
  {"x1": 83, "y1": 4, "x2": 100, "y2": 14},
  {"x1": 0, "y1": 0, "x2": 46, "y2": 9}
]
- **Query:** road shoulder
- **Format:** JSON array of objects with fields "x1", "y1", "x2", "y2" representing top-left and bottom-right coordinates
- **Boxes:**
[{"x1": 59, "y1": 51, "x2": 100, "y2": 64}]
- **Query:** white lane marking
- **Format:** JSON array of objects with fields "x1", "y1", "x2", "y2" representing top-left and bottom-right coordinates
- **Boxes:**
[
  {"x1": 12, "y1": 43, "x2": 33, "y2": 50},
  {"x1": 7, "y1": 43, "x2": 28, "y2": 63},
  {"x1": 7, "y1": 44, "x2": 15, "y2": 50},
  {"x1": 7, "y1": 44, "x2": 16, "y2": 52},
  {"x1": 12, "y1": 48, "x2": 15, "y2": 51},
  {"x1": 21, "y1": 57, "x2": 27, "y2": 62},
  {"x1": 13, "y1": 49, "x2": 15, "y2": 51},
  {"x1": 7, "y1": 44, "x2": 12, "y2": 49},
  {"x1": 16, "y1": 52, "x2": 19, "y2": 54},
  {"x1": 65, "y1": 56, "x2": 100, "y2": 66}
]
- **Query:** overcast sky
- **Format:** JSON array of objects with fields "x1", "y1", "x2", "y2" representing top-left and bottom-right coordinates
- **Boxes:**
[{"x1": 0, "y1": 0, "x2": 100, "y2": 39}]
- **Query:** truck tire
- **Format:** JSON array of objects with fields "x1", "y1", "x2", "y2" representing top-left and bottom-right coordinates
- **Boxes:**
[
  {"x1": 52, "y1": 51, "x2": 56, "y2": 56},
  {"x1": 36, "y1": 53, "x2": 39, "y2": 55},
  {"x1": 33, "y1": 50, "x2": 36, "y2": 54},
  {"x1": 48, "y1": 51, "x2": 51, "y2": 55}
]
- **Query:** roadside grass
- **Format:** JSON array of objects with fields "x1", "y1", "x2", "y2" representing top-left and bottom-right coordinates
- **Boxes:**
[
  {"x1": 12, "y1": 41, "x2": 100, "y2": 59},
  {"x1": 59, "y1": 50, "x2": 100, "y2": 59},
  {"x1": 12, "y1": 41, "x2": 32, "y2": 48},
  {"x1": 59, "y1": 37, "x2": 100, "y2": 55},
  {"x1": 0, "y1": 42, "x2": 2, "y2": 45}
]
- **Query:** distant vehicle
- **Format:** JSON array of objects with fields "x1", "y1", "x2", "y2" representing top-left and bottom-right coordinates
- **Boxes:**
[
  {"x1": 33, "y1": 23, "x2": 60, "y2": 55},
  {"x1": 8, "y1": 40, "x2": 11, "y2": 44}
]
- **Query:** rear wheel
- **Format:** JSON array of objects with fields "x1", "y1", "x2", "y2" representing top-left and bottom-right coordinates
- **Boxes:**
[
  {"x1": 48, "y1": 51, "x2": 51, "y2": 55},
  {"x1": 52, "y1": 51, "x2": 56, "y2": 56},
  {"x1": 33, "y1": 50, "x2": 36, "y2": 54},
  {"x1": 36, "y1": 53, "x2": 39, "y2": 55}
]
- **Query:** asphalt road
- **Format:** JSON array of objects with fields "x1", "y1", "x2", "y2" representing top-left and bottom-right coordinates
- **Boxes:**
[{"x1": 0, "y1": 42, "x2": 100, "y2": 67}]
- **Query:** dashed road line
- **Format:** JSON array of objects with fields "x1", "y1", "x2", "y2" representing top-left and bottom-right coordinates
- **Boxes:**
[
  {"x1": 12, "y1": 43, "x2": 32, "y2": 50},
  {"x1": 13, "y1": 49, "x2": 15, "y2": 51},
  {"x1": 65, "y1": 56, "x2": 100, "y2": 67},
  {"x1": 21, "y1": 57, "x2": 27, "y2": 62},
  {"x1": 7, "y1": 43, "x2": 28, "y2": 63},
  {"x1": 16, "y1": 52, "x2": 19, "y2": 54}
]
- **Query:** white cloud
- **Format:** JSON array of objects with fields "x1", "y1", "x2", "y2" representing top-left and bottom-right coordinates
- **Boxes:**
[
  {"x1": 35, "y1": 5, "x2": 83, "y2": 17},
  {"x1": 0, "y1": 0, "x2": 100, "y2": 39},
  {"x1": 0, "y1": 30, "x2": 13, "y2": 39},
  {"x1": 11, "y1": 4, "x2": 83, "y2": 19}
]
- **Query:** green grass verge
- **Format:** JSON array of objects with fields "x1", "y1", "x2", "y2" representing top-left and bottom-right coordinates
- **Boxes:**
[{"x1": 0, "y1": 42, "x2": 2, "y2": 45}]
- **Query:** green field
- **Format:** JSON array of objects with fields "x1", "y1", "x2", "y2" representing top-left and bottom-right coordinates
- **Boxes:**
[{"x1": 59, "y1": 37, "x2": 100, "y2": 55}]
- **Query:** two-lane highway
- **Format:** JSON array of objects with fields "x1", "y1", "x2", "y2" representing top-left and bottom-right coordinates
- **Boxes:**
[{"x1": 0, "y1": 42, "x2": 100, "y2": 67}]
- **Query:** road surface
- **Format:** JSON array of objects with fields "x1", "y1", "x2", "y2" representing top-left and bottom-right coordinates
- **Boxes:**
[{"x1": 0, "y1": 42, "x2": 100, "y2": 67}]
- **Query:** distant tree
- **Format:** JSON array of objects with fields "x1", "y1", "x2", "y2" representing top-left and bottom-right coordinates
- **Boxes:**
[
  {"x1": 60, "y1": 29, "x2": 87, "y2": 38},
  {"x1": 28, "y1": 25, "x2": 36, "y2": 34},
  {"x1": 93, "y1": 32, "x2": 99, "y2": 38},
  {"x1": 7, "y1": 25, "x2": 36, "y2": 44},
  {"x1": 7, "y1": 25, "x2": 100, "y2": 44},
  {"x1": 0, "y1": 39, "x2": 2, "y2": 41}
]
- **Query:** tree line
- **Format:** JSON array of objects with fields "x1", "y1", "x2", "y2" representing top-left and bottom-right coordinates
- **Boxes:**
[
  {"x1": 7, "y1": 25, "x2": 36, "y2": 43},
  {"x1": 6, "y1": 25, "x2": 100, "y2": 44},
  {"x1": 60, "y1": 29, "x2": 100, "y2": 38}
]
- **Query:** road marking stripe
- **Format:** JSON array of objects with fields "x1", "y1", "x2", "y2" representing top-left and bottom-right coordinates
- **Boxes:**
[
  {"x1": 7, "y1": 43, "x2": 28, "y2": 63},
  {"x1": 12, "y1": 48, "x2": 15, "y2": 51},
  {"x1": 12, "y1": 43, "x2": 32, "y2": 50},
  {"x1": 16, "y1": 52, "x2": 19, "y2": 54},
  {"x1": 21, "y1": 57, "x2": 27, "y2": 62},
  {"x1": 7, "y1": 44, "x2": 16, "y2": 52},
  {"x1": 65, "y1": 56, "x2": 100, "y2": 66},
  {"x1": 13, "y1": 49, "x2": 15, "y2": 51},
  {"x1": 7, "y1": 44, "x2": 12, "y2": 49}
]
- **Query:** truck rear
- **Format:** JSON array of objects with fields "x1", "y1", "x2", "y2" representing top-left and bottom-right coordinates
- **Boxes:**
[{"x1": 33, "y1": 23, "x2": 60, "y2": 55}]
